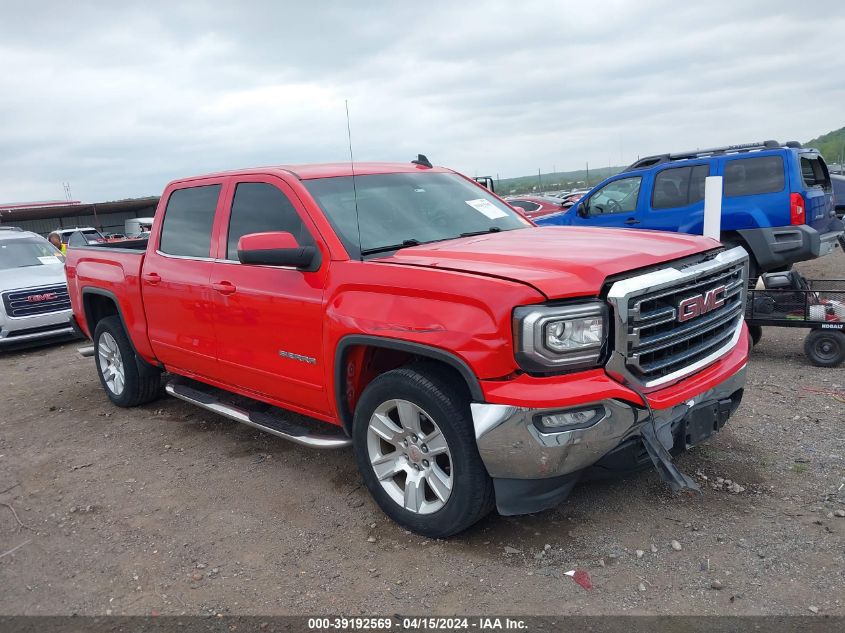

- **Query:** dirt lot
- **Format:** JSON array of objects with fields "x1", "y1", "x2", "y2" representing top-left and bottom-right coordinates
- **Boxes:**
[{"x1": 0, "y1": 251, "x2": 843, "y2": 617}]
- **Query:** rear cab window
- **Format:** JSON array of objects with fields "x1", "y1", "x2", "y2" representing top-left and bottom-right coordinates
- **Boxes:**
[
  {"x1": 158, "y1": 185, "x2": 222, "y2": 258},
  {"x1": 723, "y1": 155, "x2": 785, "y2": 197}
]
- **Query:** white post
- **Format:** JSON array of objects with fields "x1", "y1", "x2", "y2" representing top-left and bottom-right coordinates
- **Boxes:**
[{"x1": 703, "y1": 176, "x2": 723, "y2": 240}]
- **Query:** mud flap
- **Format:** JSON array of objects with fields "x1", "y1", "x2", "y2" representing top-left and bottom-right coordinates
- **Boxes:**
[{"x1": 640, "y1": 422, "x2": 701, "y2": 494}]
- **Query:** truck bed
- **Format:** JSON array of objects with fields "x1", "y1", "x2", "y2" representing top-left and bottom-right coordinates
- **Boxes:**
[{"x1": 65, "y1": 241, "x2": 151, "y2": 358}]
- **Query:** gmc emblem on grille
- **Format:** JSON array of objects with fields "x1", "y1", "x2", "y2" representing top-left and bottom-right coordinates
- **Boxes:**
[
  {"x1": 26, "y1": 292, "x2": 58, "y2": 303},
  {"x1": 677, "y1": 285, "x2": 726, "y2": 322}
]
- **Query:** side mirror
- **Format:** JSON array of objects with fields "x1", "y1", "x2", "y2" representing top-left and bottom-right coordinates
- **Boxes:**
[
  {"x1": 473, "y1": 176, "x2": 495, "y2": 193},
  {"x1": 237, "y1": 232, "x2": 319, "y2": 271},
  {"x1": 576, "y1": 202, "x2": 589, "y2": 218}
]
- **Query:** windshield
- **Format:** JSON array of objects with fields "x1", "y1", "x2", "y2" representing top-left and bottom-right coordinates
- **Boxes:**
[
  {"x1": 304, "y1": 172, "x2": 529, "y2": 257},
  {"x1": 0, "y1": 238, "x2": 64, "y2": 270}
]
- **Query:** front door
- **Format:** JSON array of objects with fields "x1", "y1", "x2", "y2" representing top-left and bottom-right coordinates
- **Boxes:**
[
  {"x1": 575, "y1": 175, "x2": 644, "y2": 228},
  {"x1": 210, "y1": 177, "x2": 329, "y2": 417},
  {"x1": 142, "y1": 181, "x2": 225, "y2": 379}
]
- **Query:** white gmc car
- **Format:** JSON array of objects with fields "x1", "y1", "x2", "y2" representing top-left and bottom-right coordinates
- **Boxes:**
[{"x1": 0, "y1": 227, "x2": 77, "y2": 348}]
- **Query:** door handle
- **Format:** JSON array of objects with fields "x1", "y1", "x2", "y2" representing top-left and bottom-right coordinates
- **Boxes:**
[
  {"x1": 142, "y1": 272, "x2": 161, "y2": 284},
  {"x1": 212, "y1": 281, "x2": 237, "y2": 295},
  {"x1": 624, "y1": 217, "x2": 641, "y2": 225}
]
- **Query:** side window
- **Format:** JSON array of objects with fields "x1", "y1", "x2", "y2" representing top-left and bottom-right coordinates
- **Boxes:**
[
  {"x1": 652, "y1": 167, "x2": 691, "y2": 209},
  {"x1": 689, "y1": 165, "x2": 709, "y2": 204},
  {"x1": 723, "y1": 156, "x2": 784, "y2": 197},
  {"x1": 801, "y1": 156, "x2": 831, "y2": 190},
  {"x1": 587, "y1": 177, "x2": 641, "y2": 214},
  {"x1": 226, "y1": 182, "x2": 315, "y2": 260},
  {"x1": 159, "y1": 185, "x2": 221, "y2": 258},
  {"x1": 652, "y1": 165, "x2": 710, "y2": 209}
]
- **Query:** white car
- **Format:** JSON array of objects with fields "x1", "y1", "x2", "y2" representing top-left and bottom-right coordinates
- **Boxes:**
[{"x1": 0, "y1": 228, "x2": 77, "y2": 348}]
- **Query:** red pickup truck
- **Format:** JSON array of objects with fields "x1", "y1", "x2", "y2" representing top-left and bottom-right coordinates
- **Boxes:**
[{"x1": 66, "y1": 160, "x2": 750, "y2": 537}]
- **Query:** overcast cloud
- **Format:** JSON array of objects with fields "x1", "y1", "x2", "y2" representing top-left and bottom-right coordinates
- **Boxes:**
[{"x1": 1, "y1": 0, "x2": 844, "y2": 202}]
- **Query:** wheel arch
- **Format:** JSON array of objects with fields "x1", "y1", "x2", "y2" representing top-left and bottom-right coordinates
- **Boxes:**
[
  {"x1": 82, "y1": 288, "x2": 160, "y2": 373},
  {"x1": 334, "y1": 335, "x2": 484, "y2": 435}
]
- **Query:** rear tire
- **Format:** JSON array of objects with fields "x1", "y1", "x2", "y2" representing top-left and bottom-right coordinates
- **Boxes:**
[
  {"x1": 94, "y1": 316, "x2": 161, "y2": 407},
  {"x1": 352, "y1": 364, "x2": 494, "y2": 538},
  {"x1": 804, "y1": 329, "x2": 845, "y2": 368}
]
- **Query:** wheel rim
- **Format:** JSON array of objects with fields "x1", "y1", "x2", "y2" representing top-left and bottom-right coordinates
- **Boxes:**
[
  {"x1": 97, "y1": 332, "x2": 125, "y2": 395},
  {"x1": 366, "y1": 399, "x2": 453, "y2": 515},
  {"x1": 813, "y1": 337, "x2": 837, "y2": 362}
]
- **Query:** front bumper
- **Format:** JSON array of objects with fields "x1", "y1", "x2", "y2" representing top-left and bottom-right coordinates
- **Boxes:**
[
  {"x1": 0, "y1": 308, "x2": 77, "y2": 347},
  {"x1": 471, "y1": 364, "x2": 746, "y2": 515}
]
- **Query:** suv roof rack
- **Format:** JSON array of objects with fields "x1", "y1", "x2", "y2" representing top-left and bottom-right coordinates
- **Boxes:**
[
  {"x1": 0, "y1": 226, "x2": 24, "y2": 231},
  {"x1": 625, "y1": 140, "x2": 803, "y2": 171}
]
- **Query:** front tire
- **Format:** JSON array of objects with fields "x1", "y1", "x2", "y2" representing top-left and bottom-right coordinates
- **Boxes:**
[
  {"x1": 94, "y1": 316, "x2": 161, "y2": 407},
  {"x1": 352, "y1": 365, "x2": 494, "y2": 538}
]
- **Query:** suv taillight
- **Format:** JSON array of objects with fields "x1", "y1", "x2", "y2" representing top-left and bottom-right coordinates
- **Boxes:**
[{"x1": 790, "y1": 193, "x2": 805, "y2": 225}]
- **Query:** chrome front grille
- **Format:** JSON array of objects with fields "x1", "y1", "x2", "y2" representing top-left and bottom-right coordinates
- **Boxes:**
[
  {"x1": 607, "y1": 247, "x2": 749, "y2": 390},
  {"x1": 2, "y1": 284, "x2": 71, "y2": 318}
]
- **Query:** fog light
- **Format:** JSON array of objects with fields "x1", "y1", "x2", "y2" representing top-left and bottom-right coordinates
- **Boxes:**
[{"x1": 535, "y1": 406, "x2": 604, "y2": 432}]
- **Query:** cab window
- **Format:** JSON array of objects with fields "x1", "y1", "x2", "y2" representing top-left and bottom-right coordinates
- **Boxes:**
[
  {"x1": 159, "y1": 185, "x2": 221, "y2": 258},
  {"x1": 226, "y1": 182, "x2": 315, "y2": 260},
  {"x1": 586, "y1": 177, "x2": 641, "y2": 215}
]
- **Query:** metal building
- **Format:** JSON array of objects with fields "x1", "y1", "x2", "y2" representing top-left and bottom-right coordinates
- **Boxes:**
[{"x1": 0, "y1": 198, "x2": 159, "y2": 236}]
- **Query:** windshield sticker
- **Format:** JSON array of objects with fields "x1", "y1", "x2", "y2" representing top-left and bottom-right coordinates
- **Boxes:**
[
  {"x1": 38, "y1": 256, "x2": 63, "y2": 265},
  {"x1": 465, "y1": 198, "x2": 508, "y2": 220}
]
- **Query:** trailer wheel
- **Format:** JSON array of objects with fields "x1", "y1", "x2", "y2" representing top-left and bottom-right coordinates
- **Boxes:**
[
  {"x1": 747, "y1": 324, "x2": 763, "y2": 348},
  {"x1": 804, "y1": 330, "x2": 845, "y2": 368}
]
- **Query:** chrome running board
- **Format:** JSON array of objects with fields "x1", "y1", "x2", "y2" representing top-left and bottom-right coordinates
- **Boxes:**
[{"x1": 165, "y1": 379, "x2": 352, "y2": 449}]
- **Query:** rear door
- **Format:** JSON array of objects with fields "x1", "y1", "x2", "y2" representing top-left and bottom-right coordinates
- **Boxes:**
[
  {"x1": 641, "y1": 162, "x2": 710, "y2": 233},
  {"x1": 142, "y1": 180, "x2": 226, "y2": 379},
  {"x1": 209, "y1": 176, "x2": 330, "y2": 417}
]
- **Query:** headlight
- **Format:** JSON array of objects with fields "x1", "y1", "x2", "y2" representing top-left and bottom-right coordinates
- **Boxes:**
[{"x1": 513, "y1": 302, "x2": 608, "y2": 372}]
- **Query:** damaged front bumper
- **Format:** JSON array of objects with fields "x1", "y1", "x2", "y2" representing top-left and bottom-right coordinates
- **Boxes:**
[{"x1": 471, "y1": 365, "x2": 746, "y2": 516}]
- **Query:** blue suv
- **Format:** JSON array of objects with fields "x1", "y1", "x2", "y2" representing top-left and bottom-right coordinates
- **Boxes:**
[{"x1": 536, "y1": 141, "x2": 844, "y2": 278}]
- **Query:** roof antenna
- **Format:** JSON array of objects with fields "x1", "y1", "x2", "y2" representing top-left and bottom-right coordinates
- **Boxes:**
[
  {"x1": 412, "y1": 154, "x2": 433, "y2": 168},
  {"x1": 345, "y1": 99, "x2": 363, "y2": 261}
]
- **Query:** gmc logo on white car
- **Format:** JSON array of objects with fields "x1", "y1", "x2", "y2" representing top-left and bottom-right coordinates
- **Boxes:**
[
  {"x1": 677, "y1": 285, "x2": 726, "y2": 322},
  {"x1": 26, "y1": 292, "x2": 58, "y2": 303}
]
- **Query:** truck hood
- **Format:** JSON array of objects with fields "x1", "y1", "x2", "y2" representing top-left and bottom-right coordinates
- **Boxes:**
[
  {"x1": 0, "y1": 262, "x2": 68, "y2": 292},
  {"x1": 380, "y1": 227, "x2": 719, "y2": 298}
]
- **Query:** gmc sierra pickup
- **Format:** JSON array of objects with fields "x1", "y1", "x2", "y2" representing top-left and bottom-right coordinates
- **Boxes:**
[{"x1": 66, "y1": 160, "x2": 750, "y2": 537}]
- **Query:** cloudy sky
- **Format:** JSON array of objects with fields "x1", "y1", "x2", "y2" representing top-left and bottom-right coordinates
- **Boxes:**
[{"x1": 2, "y1": 0, "x2": 844, "y2": 202}]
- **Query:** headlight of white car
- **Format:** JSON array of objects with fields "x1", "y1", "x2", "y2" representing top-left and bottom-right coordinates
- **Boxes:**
[{"x1": 513, "y1": 302, "x2": 608, "y2": 372}]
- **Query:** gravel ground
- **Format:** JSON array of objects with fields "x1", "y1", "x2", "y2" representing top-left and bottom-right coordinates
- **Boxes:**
[{"x1": 0, "y1": 250, "x2": 843, "y2": 616}]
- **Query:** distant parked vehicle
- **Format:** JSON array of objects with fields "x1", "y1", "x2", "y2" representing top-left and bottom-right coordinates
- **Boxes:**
[
  {"x1": 832, "y1": 174, "x2": 845, "y2": 219},
  {"x1": 536, "y1": 141, "x2": 844, "y2": 279},
  {"x1": 54, "y1": 227, "x2": 105, "y2": 248},
  {"x1": 125, "y1": 217, "x2": 154, "y2": 237},
  {"x1": 506, "y1": 195, "x2": 571, "y2": 220},
  {"x1": 0, "y1": 229, "x2": 76, "y2": 348}
]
